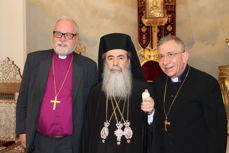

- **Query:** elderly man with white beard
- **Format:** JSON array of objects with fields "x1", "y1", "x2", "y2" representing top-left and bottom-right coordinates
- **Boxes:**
[
  {"x1": 81, "y1": 33, "x2": 155, "y2": 153},
  {"x1": 16, "y1": 17, "x2": 97, "y2": 153}
]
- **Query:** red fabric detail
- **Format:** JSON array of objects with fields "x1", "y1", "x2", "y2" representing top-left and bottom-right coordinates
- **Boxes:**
[{"x1": 142, "y1": 61, "x2": 163, "y2": 81}]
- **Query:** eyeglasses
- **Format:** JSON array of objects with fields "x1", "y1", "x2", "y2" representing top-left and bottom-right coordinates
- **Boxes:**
[
  {"x1": 53, "y1": 31, "x2": 77, "y2": 40},
  {"x1": 157, "y1": 51, "x2": 184, "y2": 60}
]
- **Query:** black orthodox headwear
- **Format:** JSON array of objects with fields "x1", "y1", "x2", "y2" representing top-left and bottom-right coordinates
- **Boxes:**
[{"x1": 98, "y1": 33, "x2": 144, "y2": 81}]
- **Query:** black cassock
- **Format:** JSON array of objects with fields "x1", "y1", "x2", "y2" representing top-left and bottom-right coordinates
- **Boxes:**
[
  {"x1": 81, "y1": 79, "x2": 153, "y2": 153},
  {"x1": 150, "y1": 66, "x2": 227, "y2": 153}
]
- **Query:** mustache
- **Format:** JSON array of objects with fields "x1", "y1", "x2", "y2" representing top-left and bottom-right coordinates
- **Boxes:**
[
  {"x1": 110, "y1": 66, "x2": 122, "y2": 72},
  {"x1": 56, "y1": 41, "x2": 69, "y2": 47}
]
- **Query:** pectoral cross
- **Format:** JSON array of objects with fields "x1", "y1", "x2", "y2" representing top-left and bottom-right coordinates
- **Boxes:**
[
  {"x1": 114, "y1": 122, "x2": 124, "y2": 145},
  {"x1": 164, "y1": 118, "x2": 171, "y2": 132},
  {"x1": 50, "y1": 96, "x2": 60, "y2": 110}
]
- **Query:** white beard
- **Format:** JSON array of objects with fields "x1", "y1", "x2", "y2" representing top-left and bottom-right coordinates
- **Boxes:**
[
  {"x1": 54, "y1": 41, "x2": 74, "y2": 56},
  {"x1": 102, "y1": 64, "x2": 132, "y2": 99}
]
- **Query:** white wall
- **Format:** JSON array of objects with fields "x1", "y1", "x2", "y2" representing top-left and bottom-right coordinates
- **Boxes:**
[{"x1": 0, "y1": 0, "x2": 26, "y2": 73}]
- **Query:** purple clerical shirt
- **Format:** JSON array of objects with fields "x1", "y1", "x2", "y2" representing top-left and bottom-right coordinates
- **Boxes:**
[{"x1": 37, "y1": 52, "x2": 73, "y2": 136}]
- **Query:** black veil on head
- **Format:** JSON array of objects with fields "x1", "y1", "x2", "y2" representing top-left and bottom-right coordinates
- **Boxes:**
[{"x1": 98, "y1": 33, "x2": 144, "y2": 81}]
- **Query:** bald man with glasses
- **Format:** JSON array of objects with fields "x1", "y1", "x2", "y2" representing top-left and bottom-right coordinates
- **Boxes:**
[{"x1": 16, "y1": 17, "x2": 97, "y2": 153}]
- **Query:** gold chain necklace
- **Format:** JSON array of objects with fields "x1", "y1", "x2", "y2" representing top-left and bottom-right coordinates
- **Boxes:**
[
  {"x1": 50, "y1": 55, "x2": 73, "y2": 110},
  {"x1": 163, "y1": 66, "x2": 190, "y2": 131},
  {"x1": 110, "y1": 96, "x2": 127, "y2": 123},
  {"x1": 105, "y1": 97, "x2": 125, "y2": 123}
]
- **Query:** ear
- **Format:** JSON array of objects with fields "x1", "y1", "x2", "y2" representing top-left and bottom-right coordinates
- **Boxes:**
[
  {"x1": 128, "y1": 58, "x2": 131, "y2": 63},
  {"x1": 75, "y1": 34, "x2": 80, "y2": 41},
  {"x1": 182, "y1": 50, "x2": 189, "y2": 63}
]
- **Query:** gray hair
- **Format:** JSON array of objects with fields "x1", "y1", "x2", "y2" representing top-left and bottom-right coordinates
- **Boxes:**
[
  {"x1": 55, "y1": 16, "x2": 79, "y2": 33},
  {"x1": 158, "y1": 35, "x2": 185, "y2": 52}
]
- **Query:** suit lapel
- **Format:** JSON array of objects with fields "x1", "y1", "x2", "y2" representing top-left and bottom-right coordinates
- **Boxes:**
[
  {"x1": 72, "y1": 53, "x2": 83, "y2": 102},
  {"x1": 39, "y1": 51, "x2": 53, "y2": 94}
]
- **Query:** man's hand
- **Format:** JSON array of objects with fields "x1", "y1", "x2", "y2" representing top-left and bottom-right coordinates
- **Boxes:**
[
  {"x1": 19, "y1": 134, "x2": 26, "y2": 148},
  {"x1": 141, "y1": 89, "x2": 155, "y2": 114}
]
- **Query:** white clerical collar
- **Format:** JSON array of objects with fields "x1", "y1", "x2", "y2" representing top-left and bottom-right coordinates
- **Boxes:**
[
  {"x1": 58, "y1": 55, "x2": 67, "y2": 59},
  {"x1": 170, "y1": 77, "x2": 180, "y2": 83},
  {"x1": 170, "y1": 66, "x2": 190, "y2": 83}
]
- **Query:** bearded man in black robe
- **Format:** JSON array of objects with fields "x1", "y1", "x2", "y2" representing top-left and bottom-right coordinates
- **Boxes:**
[{"x1": 81, "y1": 33, "x2": 155, "y2": 153}]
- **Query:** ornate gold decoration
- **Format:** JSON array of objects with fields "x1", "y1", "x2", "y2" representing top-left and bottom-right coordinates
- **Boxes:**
[
  {"x1": 147, "y1": 0, "x2": 164, "y2": 17},
  {"x1": 218, "y1": 65, "x2": 229, "y2": 134},
  {"x1": 142, "y1": 16, "x2": 168, "y2": 26},
  {"x1": 166, "y1": 25, "x2": 173, "y2": 31},
  {"x1": 138, "y1": 46, "x2": 158, "y2": 65},
  {"x1": 142, "y1": 34, "x2": 147, "y2": 44},
  {"x1": 138, "y1": 0, "x2": 175, "y2": 82},
  {"x1": 137, "y1": 0, "x2": 176, "y2": 50},
  {"x1": 140, "y1": 0, "x2": 168, "y2": 66},
  {"x1": 141, "y1": 17, "x2": 168, "y2": 50},
  {"x1": 142, "y1": 0, "x2": 168, "y2": 49},
  {"x1": 141, "y1": 26, "x2": 147, "y2": 33}
]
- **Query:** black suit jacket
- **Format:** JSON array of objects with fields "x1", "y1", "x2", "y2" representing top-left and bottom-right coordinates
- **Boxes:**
[
  {"x1": 16, "y1": 49, "x2": 98, "y2": 153},
  {"x1": 150, "y1": 66, "x2": 227, "y2": 153}
]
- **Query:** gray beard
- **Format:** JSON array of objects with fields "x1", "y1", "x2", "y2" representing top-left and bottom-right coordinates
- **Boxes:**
[
  {"x1": 54, "y1": 41, "x2": 74, "y2": 56},
  {"x1": 102, "y1": 64, "x2": 132, "y2": 99}
]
